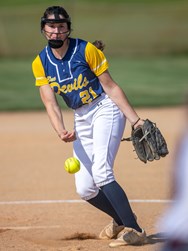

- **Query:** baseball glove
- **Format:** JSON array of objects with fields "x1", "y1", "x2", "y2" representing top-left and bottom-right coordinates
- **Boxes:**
[{"x1": 121, "y1": 119, "x2": 169, "y2": 163}]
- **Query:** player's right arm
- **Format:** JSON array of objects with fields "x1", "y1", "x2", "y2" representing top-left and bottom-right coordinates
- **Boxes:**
[
  {"x1": 39, "y1": 85, "x2": 76, "y2": 142},
  {"x1": 32, "y1": 56, "x2": 76, "y2": 143}
]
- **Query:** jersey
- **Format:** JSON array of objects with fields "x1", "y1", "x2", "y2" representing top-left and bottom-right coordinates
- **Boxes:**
[{"x1": 32, "y1": 38, "x2": 109, "y2": 109}]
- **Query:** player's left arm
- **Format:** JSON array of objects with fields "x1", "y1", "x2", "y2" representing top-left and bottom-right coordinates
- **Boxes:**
[
  {"x1": 98, "y1": 70, "x2": 143, "y2": 127},
  {"x1": 85, "y1": 43, "x2": 143, "y2": 127},
  {"x1": 85, "y1": 42, "x2": 108, "y2": 76}
]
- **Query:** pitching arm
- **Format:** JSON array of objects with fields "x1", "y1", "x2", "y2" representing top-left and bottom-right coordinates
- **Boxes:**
[{"x1": 39, "y1": 84, "x2": 76, "y2": 142}]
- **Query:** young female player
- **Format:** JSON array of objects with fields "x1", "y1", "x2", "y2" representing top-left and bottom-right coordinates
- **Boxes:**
[{"x1": 32, "y1": 6, "x2": 147, "y2": 247}]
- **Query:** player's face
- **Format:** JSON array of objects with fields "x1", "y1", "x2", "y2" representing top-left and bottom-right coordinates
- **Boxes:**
[{"x1": 44, "y1": 14, "x2": 69, "y2": 40}]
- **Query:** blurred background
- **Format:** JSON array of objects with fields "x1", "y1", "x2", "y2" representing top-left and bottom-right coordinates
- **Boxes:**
[{"x1": 0, "y1": 0, "x2": 187, "y2": 110}]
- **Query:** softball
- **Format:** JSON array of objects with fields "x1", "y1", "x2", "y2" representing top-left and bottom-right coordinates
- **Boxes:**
[{"x1": 64, "y1": 157, "x2": 80, "y2": 174}]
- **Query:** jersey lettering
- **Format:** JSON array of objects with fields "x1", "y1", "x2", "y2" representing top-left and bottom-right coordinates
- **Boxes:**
[
  {"x1": 33, "y1": 38, "x2": 108, "y2": 109},
  {"x1": 79, "y1": 87, "x2": 97, "y2": 104},
  {"x1": 49, "y1": 73, "x2": 89, "y2": 94},
  {"x1": 50, "y1": 73, "x2": 97, "y2": 105}
]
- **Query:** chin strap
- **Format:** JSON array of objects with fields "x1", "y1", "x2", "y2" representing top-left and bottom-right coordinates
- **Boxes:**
[
  {"x1": 48, "y1": 39, "x2": 64, "y2": 48},
  {"x1": 45, "y1": 30, "x2": 70, "y2": 49}
]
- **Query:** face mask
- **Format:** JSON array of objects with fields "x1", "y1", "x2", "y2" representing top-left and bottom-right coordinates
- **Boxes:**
[
  {"x1": 41, "y1": 13, "x2": 71, "y2": 49},
  {"x1": 48, "y1": 39, "x2": 64, "y2": 49}
]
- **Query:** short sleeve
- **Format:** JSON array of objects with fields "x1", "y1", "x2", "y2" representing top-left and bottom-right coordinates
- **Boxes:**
[
  {"x1": 85, "y1": 42, "x2": 109, "y2": 76},
  {"x1": 32, "y1": 55, "x2": 49, "y2": 87}
]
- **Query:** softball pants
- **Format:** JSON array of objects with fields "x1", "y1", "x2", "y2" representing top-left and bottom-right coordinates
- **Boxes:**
[{"x1": 73, "y1": 93, "x2": 126, "y2": 200}]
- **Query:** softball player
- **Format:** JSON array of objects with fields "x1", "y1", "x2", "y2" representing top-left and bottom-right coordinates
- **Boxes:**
[
  {"x1": 32, "y1": 6, "x2": 147, "y2": 247},
  {"x1": 158, "y1": 101, "x2": 188, "y2": 251}
]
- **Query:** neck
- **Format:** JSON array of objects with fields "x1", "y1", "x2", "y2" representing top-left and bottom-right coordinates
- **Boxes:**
[{"x1": 52, "y1": 38, "x2": 70, "y2": 59}]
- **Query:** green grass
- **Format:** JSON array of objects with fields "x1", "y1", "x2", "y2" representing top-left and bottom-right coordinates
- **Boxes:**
[
  {"x1": 0, "y1": 1, "x2": 187, "y2": 110},
  {"x1": 0, "y1": 56, "x2": 187, "y2": 111},
  {"x1": 109, "y1": 56, "x2": 188, "y2": 107},
  {"x1": 0, "y1": 58, "x2": 42, "y2": 111},
  {"x1": 0, "y1": 1, "x2": 188, "y2": 57}
]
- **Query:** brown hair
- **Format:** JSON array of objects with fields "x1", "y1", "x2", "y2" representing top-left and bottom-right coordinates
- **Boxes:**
[
  {"x1": 92, "y1": 40, "x2": 105, "y2": 51},
  {"x1": 41, "y1": 6, "x2": 71, "y2": 31}
]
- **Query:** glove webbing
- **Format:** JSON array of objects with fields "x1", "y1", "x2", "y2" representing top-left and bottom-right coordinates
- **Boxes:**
[{"x1": 121, "y1": 122, "x2": 156, "y2": 142}]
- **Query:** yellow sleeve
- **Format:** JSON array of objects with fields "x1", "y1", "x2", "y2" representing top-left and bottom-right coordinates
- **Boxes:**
[
  {"x1": 32, "y1": 55, "x2": 49, "y2": 87},
  {"x1": 85, "y1": 42, "x2": 109, "y2": 76}
]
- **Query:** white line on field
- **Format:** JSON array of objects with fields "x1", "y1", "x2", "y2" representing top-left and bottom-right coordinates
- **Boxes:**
[{"x1": 0, "y1": 199, "x2": 172, "y2": 205}]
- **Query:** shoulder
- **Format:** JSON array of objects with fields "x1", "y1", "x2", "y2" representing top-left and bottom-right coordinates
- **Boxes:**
[
  {"x1": 71, "y1": 38, "x2": 104, "y2": 57},
  {"x1": 85, "y1": 40, "x2": 106, "y2": 59},
  {"x1": 32, "y1": 55, "x2": 41, "y2": 69},
  {"x1": 70, "y1": 38, "x2": 88, "y2": 50},
  {"x1": 32, "y1": 48, "x2": 47, "y2": 77},
  {"x1": 32, "y1": 47, "x2": 47, "y2": 65},
  {"x1": 73, "y1": 38, "x2": 87, "y2": 45}
]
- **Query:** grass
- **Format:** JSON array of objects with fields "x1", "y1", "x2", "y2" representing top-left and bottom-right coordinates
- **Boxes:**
[
  {"x1": 0, "y1": 1, "x2": 188, "y2": 57},
  {"x1": 0, "y1": 56, "x2": 187, "y2": 111},
  {"x1": 109, "y1": 56, "x2": 188, "y2": 107},
  {"x1": 0, "y1": 58, "x2": 42, "y2": 111},
  {"x1": 0, "y1": 0, "x2": 187, "y2": 110}
]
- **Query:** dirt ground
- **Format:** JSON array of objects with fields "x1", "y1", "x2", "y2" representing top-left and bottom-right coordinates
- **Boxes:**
[{"x1": 0, "y1": 107, "x2": 185, "y2": 251}]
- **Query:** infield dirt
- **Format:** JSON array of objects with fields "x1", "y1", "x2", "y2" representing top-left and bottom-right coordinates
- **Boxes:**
[{"x1": 0, "y1": 107, "x2": 185, "y2": 251}]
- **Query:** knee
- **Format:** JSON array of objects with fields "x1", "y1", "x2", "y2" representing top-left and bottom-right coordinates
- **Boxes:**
[{"x1": 76, "y1": 184, "x2": 99, "y2": 201}]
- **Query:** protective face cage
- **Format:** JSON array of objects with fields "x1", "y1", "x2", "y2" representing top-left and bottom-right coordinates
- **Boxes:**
[
  {"x1": 40, "y1": 7, "x2": 71, "y2": 49},
  {"x1": 41, "y1": 6, "x2": 71, "y2": 31},
  {"x1": 40, "y1": 17, "x2": 71, "y2": 31}
]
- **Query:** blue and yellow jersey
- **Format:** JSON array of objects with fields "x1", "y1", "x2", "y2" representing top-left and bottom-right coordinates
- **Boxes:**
[{"x1": 32, "y1": 38, "x2": 109, "y2": 109}]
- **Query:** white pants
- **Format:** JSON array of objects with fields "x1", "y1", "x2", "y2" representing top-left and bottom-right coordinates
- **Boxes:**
[{"x1": 73, "y1": 94, "x2": 126, "y2": 200}]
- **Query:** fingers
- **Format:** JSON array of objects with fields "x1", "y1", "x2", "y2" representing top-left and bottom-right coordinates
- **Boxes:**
[
  {"x1": 59, "y1": 130, "x2": 76, "y2": 142},
  {"x1": 64, "y1": 131, "x2": 76, "y2": 142}
]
